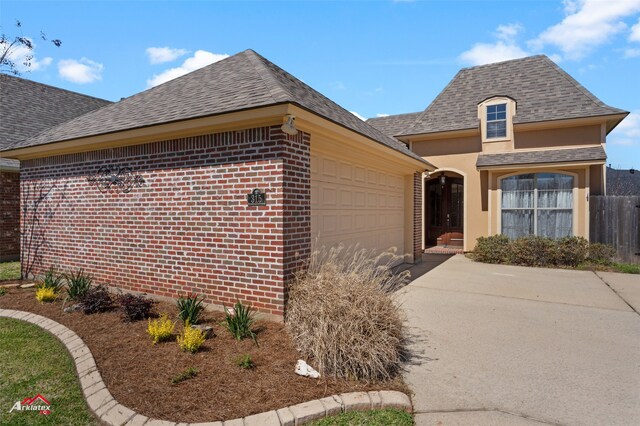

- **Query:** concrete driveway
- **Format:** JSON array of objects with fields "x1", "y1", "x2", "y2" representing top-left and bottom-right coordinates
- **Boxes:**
[{"x1": 400, "y1": 255, "x2": 640, "y2": 426}]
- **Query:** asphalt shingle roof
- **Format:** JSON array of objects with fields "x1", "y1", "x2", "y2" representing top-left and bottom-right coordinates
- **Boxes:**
[
  {"x1": 0, "y1": 74, "x2": 111, "y2": 150},
  {"x1": 2, "y1": 50, "x2": 428, "y2": 165},
  {"x1": 476, "y1": 146, "x2": 606, "y2": 168},
  {"x1": 370, "y1": 55, "x2": 626, "y2": 137},
  {"x1": 367, "y1": 112, "x2": 422, "y2": 138}
]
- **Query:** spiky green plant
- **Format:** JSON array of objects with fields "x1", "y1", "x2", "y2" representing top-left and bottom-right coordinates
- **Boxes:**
[
  {"x1": 176, "y1": 293, "x2": 206, "y2": 325},
  {"x1": 65, "y1": 268, "x2": 93, "y2": 300},
  {"x1": 36, "y1": 267, "x2": 64, "y2": 293},
  {"x1": 224, "y1": 299, "x2": 257, "y2": 344}
]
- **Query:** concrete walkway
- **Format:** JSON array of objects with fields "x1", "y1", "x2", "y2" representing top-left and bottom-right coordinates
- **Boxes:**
[{"x1": 400, "y1": 255, "x2": 640, "y2": 426}]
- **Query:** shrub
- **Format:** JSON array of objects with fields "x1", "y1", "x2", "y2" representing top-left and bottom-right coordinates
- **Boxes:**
[
  {"x1": 118, "y1": 293, "x2": 156, "y2": 322},
  {"x1": 147, "y1": 313, "x2": 175, "y2": 344},
  {"x1": 36, "y1": 286, "x2": 57, "y2": 303},
  {"x1": 0, "y1": 287, "x2": 7, "y2": 297},
  {"x1": 286, "y1": 245, "x2": 409, "y2": 381},
  {"x1": 224, "y1": 300, "x2": 257, "y2": 343},
  {"x1": 235, "y1": 354, "x2": 254, "y2": 369},
  {"x1": 555, "y1": 237, "x2": 589, "y2": 267},
  {"x1": 37, "y1": 267, "x2": 64, "y2": 293},
  {"x1": 508, "y1": 235, "x2": 557, "y2": 267},
  {"x1": 170, "y1": 367, "x2": 199, "y2": 384},
  {"x1": 473, "y1": 235, "x2": 510, "y2": 264},
  {"x1": 177, "y1": 321, "x2": 206, "y2": 353},
  {"x1": 65, "y1": 268, "x2": 93, "y2": 301},
  {"x1": 78, "y1": 285, "x2": 113, "y2": 314},
  {"x1": 176, "y1": 293, "x2": 206, "y2": 325},
  {"x1": 588, "y1": 243, "x2": 617, "y2": 265}
]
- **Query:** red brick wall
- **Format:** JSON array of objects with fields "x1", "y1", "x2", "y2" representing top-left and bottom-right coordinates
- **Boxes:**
[
  {"x1": 413, "y1": 172, "x2": 423, "y2": 261},
  {"x1": 0, "y1": 170, "x2": 20, "y2": 262},
  {"x1": 20, "y1": 125, "x2": 311, "y2": 317}
]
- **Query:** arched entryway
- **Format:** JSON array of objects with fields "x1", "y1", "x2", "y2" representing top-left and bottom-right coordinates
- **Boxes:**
[{"x1": 424, "y1": 171, "x2": 465, "y2": 248}]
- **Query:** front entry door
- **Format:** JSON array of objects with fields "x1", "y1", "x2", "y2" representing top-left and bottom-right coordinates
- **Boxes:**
[{"x1": 425, "y1": 178, "x2": 464, "y2": 247}]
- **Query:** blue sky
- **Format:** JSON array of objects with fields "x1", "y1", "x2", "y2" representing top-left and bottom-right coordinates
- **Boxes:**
[{"x1": 2, "y1": 0, "x2": 639, "y2": 168}]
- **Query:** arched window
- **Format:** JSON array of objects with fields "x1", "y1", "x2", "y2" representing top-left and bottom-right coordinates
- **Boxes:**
[{"x1": 501, "y1": 173, "x2": 573, "y2": 239}]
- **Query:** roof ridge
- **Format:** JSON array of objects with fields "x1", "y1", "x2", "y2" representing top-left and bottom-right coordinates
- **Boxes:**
[
  {"x1": 243, "y1": 50, "x2": 292, "y2": 103},
  {"x1": 367, "y1": 111, "x2": 421, "y2": 122},
  {"x1": 0, "y1": 73, "x2": 112, "y2": 104},
  {"x1": 540, "y1": 55, "x2": 624, "y2": 114},
  {"x1": 461, "y1": 54, "x2": 546, "y2": 71}
]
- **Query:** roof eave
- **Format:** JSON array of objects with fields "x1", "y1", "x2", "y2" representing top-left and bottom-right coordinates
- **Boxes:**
[{"x1": 476, "y1": 159, "x2": 606, "y2": 171}]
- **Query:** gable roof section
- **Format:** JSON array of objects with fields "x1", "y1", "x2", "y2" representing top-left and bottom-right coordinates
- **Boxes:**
[
  {"x1": 367, "y1": 112, "x2": 422, "y2": 138},
  {"x1": 401, "y1": 55, "x2": 627, "y2": 136},
  {"x1": 2, "y1": 50, "x2": 427, "y2": 165},
  {"x1": 476, "y1": 146, "x2": 606, "y2": 169},
  {"x1": 0, "y1": 74, "x2": 111, "y2": 150}
]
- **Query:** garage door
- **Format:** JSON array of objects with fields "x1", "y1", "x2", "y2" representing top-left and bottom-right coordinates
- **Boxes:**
[{"x1": 311, "y1": 150, "x2": 405, "y2": 254}]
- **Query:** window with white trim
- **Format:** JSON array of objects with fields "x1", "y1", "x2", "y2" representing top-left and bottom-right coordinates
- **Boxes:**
[
  {"x1": 501, "y1": 173, "x2": 573, "y2": 239},
  {"x1": 486, "y1": 103, "x2": 507, "y2": 139}
]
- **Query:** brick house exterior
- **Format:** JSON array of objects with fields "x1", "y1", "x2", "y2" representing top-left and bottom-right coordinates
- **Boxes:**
[
  {"x1": 3, "y1": 50, "x2": 429, "y2": 318},
  {"x1": 0, "y1": 74, "x2": 111, "y2": 263},
  {"x1": 0, "y1": 167, "x2": 20, "y2": 261},
  {"x1": 19, "y1": 126, "x2": 310, "y2": 315}
]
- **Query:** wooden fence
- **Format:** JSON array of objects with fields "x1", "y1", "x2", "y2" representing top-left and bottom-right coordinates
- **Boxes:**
[{"x1": 590, "y1": 196, "x2": 640, "y2": 264}]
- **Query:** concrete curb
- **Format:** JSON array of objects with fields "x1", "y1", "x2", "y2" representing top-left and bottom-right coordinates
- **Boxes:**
[{"x1": 0, "y1": 309, "x2": 412, "y2": 425}]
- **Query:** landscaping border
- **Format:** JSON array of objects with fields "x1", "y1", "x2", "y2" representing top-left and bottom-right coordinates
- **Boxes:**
[{"x1": 0, "y1": 309, "x2": 412, "y2": 426}]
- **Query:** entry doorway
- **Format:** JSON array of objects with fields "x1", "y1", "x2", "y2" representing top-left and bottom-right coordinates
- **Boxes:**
[{"x1": 425, "y1": 174, "x2": 464, "y2": 247}]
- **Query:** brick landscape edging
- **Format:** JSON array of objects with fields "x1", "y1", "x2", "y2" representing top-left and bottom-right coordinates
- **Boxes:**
[{"x1": 0, "y1": 309, "x2": 413, "y2": 425}]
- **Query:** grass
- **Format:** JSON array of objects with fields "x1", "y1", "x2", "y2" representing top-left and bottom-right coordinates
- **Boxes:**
[
  {"x1": 309, "y1": 409, "x2": 413, "y2": 426},
  {"x1": 0, "y1": 318, "x2": 97, "y2": 425},
  {"x1": 0, "y1": 261, "x2": 21, "y2": 281},
  {"x1": 614, "y1": 263, "x2": 640, "y2": 274}
]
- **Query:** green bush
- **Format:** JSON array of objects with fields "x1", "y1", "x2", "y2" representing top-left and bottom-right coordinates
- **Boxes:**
[
  {"x1": 615, "y1": 263, "x2": 640, "y2": 274},
  {"x1": 508, "y1": 235, "x2": 557, "y2": 267},
  {"x1": 176, "y1": 293, "x2": 206, "y2": 325},
  {"x1": 473, "y1": 235, "x2": 510, "y2": 263},
  {"x1": 587, "y1": 243, "x2": 617, "y2": 265},
  {"x1": 235, "y1": 354, "x2": 254, "y2": 369},
  {"x1": 65, "y1": 268, "x2": 93, "y2": 301},
  {"x1": 224, "y1": 300, "x2": 257, "y2": 344},
  {"x1": 0, "y1": 287, "x2": 7, "y2": 297},
  {"x1": 170, "y1": 367, "x2": 199, "y2": 384},
  {"x1": 555, "y1": 237, "x2": 589, "y2": 267}
]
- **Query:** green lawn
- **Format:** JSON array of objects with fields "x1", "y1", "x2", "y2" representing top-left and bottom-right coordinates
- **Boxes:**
[
  {"x1": 0, "y1": 318, "x2": 97, "y2": 425},
  {"x1": 309, "y1": 409, "x2": 413, "y2": 426},
  {"x1": 0, "y1": 261, "x2": 21, "y2": 281}
]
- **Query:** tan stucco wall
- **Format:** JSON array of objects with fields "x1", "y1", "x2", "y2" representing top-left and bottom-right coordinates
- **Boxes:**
[
  {"x1": 514, "y1": 125, "x2": 602, "y2": 150},
  {"x1": 411, "y1": 124, "x2": 603, "y2": 251}
]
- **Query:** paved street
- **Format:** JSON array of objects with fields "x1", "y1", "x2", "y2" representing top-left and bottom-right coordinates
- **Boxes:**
[{"x1": 400, "y1": 255, "x2": 640, "y2": 426}]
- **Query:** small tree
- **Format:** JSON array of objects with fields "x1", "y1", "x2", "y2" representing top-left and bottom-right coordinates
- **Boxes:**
[{"x1": 1, "y1": 20, "x2": 61, "y2": 75}]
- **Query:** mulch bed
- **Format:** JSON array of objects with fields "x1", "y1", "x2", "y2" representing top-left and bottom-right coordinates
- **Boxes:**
[{"x1": 0, "y1": 284, "x2": 407, "y2": 423}]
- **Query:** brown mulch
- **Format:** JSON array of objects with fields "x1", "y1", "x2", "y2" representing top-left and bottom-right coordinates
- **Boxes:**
[{"x1": 0, "y1": 285, "x2": 408, "y2": 423}]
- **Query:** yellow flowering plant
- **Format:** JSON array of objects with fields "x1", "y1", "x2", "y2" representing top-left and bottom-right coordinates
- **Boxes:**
[
  {"x1": 147, "y1": 313, "x2": 175, "y2": 344},
  {"x1": 177, "y1": 321, "x2": 206, "y2": 353}
]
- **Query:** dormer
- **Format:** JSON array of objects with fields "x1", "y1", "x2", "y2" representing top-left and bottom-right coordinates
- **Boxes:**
[{"x1": 478, "y1": 96, "x2": 516, "y2": 152}]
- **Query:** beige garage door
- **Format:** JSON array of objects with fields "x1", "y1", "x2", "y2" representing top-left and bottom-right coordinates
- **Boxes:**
[{"x1": 311, "y1": 150, "x2": 405, "y2": 254}]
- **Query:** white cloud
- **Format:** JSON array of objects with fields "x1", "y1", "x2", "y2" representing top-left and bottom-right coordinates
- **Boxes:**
[
  {"x1": 531, "y1": 0, "x2": 640, "y2": 59},
  {"x1": 495, "y1": 23, "x2": 524, "y2": 41},
  {"x1": 624, "y1": 47, "x2": 640, "y2": 57},
  {"x1": 58, "y1": 58, "x2": 103, "y2": 84},
  {"x1": 147, "y1": 50, "x2": 229, "y2": 87},
  {"x1": 350, "y1": 111, "x2": 367, "y2": 121},
  {"x1": 609, "y1": 110, "x2": 640, "y2": 146},
  {"x1": 631, "y1": 18, "x2": 640, "y2": 41},
  {"x1": 376, "y1": 113, "x2": 390, "y2": 117},
  {"x1": 460, "y1": 22, "x2": 530, "y2": 65},
  {"x1": 0, "y1": 39, "x2": 53, "y2": 72},
  {"x1": 460, "y1": 41, "x2": 530, "y2": 66},
  {"x1": 146, "y1": 47, "x2": 188, "y2": 64}
]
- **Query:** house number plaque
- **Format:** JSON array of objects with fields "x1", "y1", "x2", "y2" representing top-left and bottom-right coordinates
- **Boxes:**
[{"x1": 247, "y1": 189, "x2": 267, "y2": 206}]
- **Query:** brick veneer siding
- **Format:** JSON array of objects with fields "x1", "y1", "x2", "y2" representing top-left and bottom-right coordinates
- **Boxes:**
[
  {"x1": 413, "y1": 172, "x2": 423, "y2": 261},
  {"x1": 20, "y1": 125, "x2": 311, "y2": 317},
  {"x1": 0, "y1": 170, "x2": 20, "y2": 261}
]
